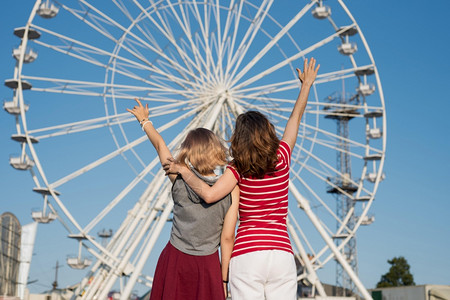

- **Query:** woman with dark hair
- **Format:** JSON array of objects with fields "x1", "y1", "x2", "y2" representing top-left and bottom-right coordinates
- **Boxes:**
[
  {"x1": 164, "y1": 58, "x2": 320, "y2": 300},
  {"x1": 127, "y1": 99, "x2": 239, "y2": 300}
]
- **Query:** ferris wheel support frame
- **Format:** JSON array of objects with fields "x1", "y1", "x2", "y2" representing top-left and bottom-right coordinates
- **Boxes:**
[
  {"x1": 287, "y1": 216, "x2": 326, "y2": 297},
  {"x1": 290, "y1": 182, "x2": 371, "y2": 299}
]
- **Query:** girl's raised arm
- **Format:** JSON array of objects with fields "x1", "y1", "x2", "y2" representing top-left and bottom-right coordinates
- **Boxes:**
[
  {"x1": 282, "y1": 58, "x2": 320, "y2": 150},
  {"x1": 127, "y1": 98, "x2": 177, "y2": 183},
  {"x1": 163, "y1": 160, "x2": 238, "y2": 203}
]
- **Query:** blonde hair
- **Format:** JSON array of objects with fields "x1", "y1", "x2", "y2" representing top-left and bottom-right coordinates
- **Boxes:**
[{"x1": 176, "y1": 128, "x2": 227, "y2": 175}]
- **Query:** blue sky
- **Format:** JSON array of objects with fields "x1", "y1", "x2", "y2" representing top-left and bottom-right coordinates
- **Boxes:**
[{"x1": 1, "y1": 0, "x2": 449, "y2": 295}]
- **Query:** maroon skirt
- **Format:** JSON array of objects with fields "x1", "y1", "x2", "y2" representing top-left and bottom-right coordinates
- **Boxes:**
[{"x1": 149, "y1": 242, "x2": 225, "y2": 300}]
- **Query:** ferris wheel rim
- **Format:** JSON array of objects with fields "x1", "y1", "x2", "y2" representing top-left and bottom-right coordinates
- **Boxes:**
[{"x1": 9, "y1": 0, "x2": 386, "y2": 297}]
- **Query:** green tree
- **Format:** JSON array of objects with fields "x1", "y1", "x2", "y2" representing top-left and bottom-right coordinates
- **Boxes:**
[{"x1": 376, "y1": 256, "x2": 415, "y2": 288}]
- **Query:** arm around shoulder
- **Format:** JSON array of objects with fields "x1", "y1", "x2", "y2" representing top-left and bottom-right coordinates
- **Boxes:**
[{"x1": 168, "y1": 164, "x2": 238, "y2": 203}]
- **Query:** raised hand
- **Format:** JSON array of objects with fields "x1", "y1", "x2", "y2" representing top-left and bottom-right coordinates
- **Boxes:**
[
  {"x1": 126, "y1": 98, "x2": 149, "y2": 123},
  {"x1": 296, "y1": 57, "x2": 320, "y2": 86}
]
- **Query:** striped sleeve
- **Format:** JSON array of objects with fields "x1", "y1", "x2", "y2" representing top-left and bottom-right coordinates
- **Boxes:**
[
  {"x1": 279, "y1": 140, "x2": 291, "y2": 167},
  {"x1": 226, "y1": 165, "x2": 240, "y2": 182}
]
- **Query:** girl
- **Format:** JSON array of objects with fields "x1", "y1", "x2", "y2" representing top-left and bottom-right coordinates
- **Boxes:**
[
  {"x1": 163, "y1": 58, "x2": 319, "y2": 300},
  {"x1": 127, "y1": 99, "x2": 239, "y2": 300}
]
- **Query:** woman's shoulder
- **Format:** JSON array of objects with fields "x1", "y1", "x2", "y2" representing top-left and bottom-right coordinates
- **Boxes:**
[{"x1": 226, "y1": 164, "x2": 241, "y2": 182}]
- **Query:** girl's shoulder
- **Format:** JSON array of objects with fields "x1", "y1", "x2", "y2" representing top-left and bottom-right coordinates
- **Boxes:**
[
  {"x1": 226, "y1": 164, "x2": 241, "y2": 182},
  {"x1": 279, "y1": 140, "x2": 291, "y2": 154}
]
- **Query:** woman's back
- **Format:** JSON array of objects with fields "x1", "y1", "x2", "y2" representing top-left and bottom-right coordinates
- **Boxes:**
[
  {"x1": 170, "y1": 172, "x2": 232, "y2": 256},
  {"x1": 227, "y1": 140, "x2": 293, "y2": 258}
]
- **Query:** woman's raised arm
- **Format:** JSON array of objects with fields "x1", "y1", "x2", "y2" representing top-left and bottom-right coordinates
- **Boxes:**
[
  {"x1": 127, "y1": 98, "x2": 177, "y2": 183},
  {"x1": 282, "y1": 58, "x2": 320, "y2": 150}
]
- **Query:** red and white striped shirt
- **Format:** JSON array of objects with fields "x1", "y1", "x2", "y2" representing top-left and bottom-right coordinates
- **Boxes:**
[{"x1": 227, "y1": 140, "x2": 293, "y2": 258}]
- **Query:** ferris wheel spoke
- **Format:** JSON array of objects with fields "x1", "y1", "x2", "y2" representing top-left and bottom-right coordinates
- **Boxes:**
[
  {"x1": 131, "y1": 0, "x2": 210, "y2": 82},
  {"x1": 30, "y1": 31, "x2": 199, "y2": 92},
  {"x1": 301, "y1": 122, "x2": 382, "y2": 155},
  {"x1": 82, "y1": 159, "x2": 165, "y2": 235},
  {"x1": 21, "y1": 75, "x2": 194, "y2": 98},
  {"x1": 307, "y1": 100, "x2": 382, "y2": 112},
  {"x1": 118, "y1": 36, "x2": 201, "y2": 89},
  {"x1": 314, "y1": 64, "x2": 375, "y2": 85},
  {"x1": 233, "y1": 24, "x2": 356, "y2": 90},
  {"x1": 187, "y1": 0, "x2": 217, "y2": 82},
  {"x1": 31, "y1": 38, "x2": 190, "y2": 89},
  {"x1": 111, "y1": 0, "x2": 135, "y2": 20},
  {"x1": 29, "y1": 113, "x2": 132, "y2": 140},
  {"x1": 290, "y1": 167, "x2": 351, "y2": 231},
  {"x1": 226, "y1": 0, "x2": 274, "y2": 83},
  {"x1": 49, "y1": 135, "x2": 146, "y2": 189},
  {"x1": 27, "y1": 101, "x2": 191, "y2": 139},
  {"x1": 292, "y1": 156, "x2": 357, "y2": 201},
  {"x1": 288, "y1": 184, "x2": 338, "y2": 243},
  {"x1": 211, "y1": 0, "x2": 227, "y2": 83},
  {"x1": 48, "y1": 101, "x2": 208, "y2": 190},
  {"x1": 293, "y1": 147, "x2": 373, "y2": 198},
  {"x1": 224, "y1": 0, "x2": 243, "y2": 74},
  {"x1": 164, "y1": 1, "x2": 212, "y2": 80},
  {"x1": 287, "y1": 210, "x2": 318, "y2": 262},
  {"x1": 62, "y1": 1, "x2": 199, "y2": 81},
  {"x1": 300, "y1": 135, "x2": 364, "y2": 165},
  {"x1": 230, "y1": 1, "x2": 313, "y2": 86},
  {"x1": 304, "y1": 110, "x2": 365, "y2": 119},
  {"x1": 238, "y1": 79, "x2": 299, "y2": 96},
  {"x1": 233, "y1": 97, "x2": 282, "y2": 116},
  {"x1": 31, "y1": 21, "x2": 201, "y2": 90},
  {"x1": 291, "y1": 152, "x2": 340, "y2": 187}
]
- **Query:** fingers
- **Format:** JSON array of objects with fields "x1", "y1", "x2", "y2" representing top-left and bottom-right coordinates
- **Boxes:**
[
  {"x1": 301, "y1": 57, "x2": 319, "y2": 73},
  {"x1": 308, "y1": 57, "x2": 316, "y2": 71},
  {"x1": 134, "y1": 98, "x2": 143, "y2": 107},
  {"x1": 162, "y1": 157, "x2": 176, "y2": 175},
  {"x1": 126, "y1": 108, "x2": 136, "y2": 116}
]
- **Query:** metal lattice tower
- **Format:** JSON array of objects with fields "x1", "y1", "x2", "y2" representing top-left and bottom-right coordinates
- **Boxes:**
[{"x1": 324, "y1": 82, "x2": 360, "y2": 296}]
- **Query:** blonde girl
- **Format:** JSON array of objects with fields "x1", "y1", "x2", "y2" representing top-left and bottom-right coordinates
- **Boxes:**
[{"x1": 127, "y1": 99, "x2": 239, "y2": 300}]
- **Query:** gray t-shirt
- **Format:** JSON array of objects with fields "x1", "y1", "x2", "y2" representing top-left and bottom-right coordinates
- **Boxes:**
[{"x1": 169, "y1": 170, "x2": 232, "y2": 256}]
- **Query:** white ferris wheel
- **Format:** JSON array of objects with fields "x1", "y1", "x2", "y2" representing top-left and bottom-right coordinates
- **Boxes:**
[{"x1": 6, "y1": 0, "x2": 386, "y2": 299}]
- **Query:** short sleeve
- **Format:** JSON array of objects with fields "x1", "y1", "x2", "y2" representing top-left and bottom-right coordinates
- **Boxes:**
[
  {"x1": 279, "y1": 140, "x2": 291, "y2": 167},
  {"x1": 226, "y1": 165, "x2": 241, "y2": 183}
]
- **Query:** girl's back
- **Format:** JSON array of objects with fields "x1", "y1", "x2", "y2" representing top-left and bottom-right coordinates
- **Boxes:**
[
  {"x1": 170, "y1": 172, "x2": 231, "y2": 255},
  {"x1": 227, "y1": 140, "x2": 293, "y2": 258}
]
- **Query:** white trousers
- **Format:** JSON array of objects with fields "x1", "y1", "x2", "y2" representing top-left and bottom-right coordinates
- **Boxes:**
[{"x1": 229, "y1": 250, "x2": 297, "y2": 300}]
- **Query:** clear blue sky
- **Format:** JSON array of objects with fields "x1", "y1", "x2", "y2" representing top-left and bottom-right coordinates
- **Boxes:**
[{"x1": 1, "y1": 0, "x2": 449, "y2": 295}]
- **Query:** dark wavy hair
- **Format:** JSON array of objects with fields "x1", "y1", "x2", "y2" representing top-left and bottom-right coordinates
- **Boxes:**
[
  {"x1": 177, "y1": 128, "x2": 227, "y2": 175},
  {"x1": 230, "y1": 111, "x2": 280, "y2": 178}
]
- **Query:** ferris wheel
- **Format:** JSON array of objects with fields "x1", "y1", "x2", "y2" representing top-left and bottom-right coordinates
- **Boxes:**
[{"x1": 6, "y1": 0, "x2": 386, "y2": 299}]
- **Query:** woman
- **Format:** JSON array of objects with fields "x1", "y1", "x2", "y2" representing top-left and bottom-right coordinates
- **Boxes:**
[{"x1": 127, "y1": 99, "x2": 239, "y2": 300}]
